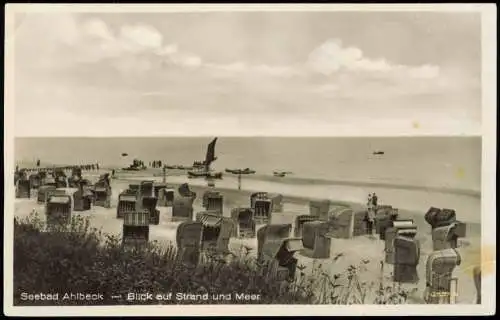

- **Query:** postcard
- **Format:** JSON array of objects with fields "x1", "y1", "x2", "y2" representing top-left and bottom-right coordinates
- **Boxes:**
[{"x1": 4, "y1": 3, "x2": 496, "y2": 316}]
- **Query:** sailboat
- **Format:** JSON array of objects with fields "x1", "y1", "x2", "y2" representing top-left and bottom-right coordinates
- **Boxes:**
[{"x1": 187, "y1": 138, "x2": 223, "y2": 179}]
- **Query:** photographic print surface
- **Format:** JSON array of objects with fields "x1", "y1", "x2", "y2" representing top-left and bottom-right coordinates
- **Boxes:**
[{"x1": 4, "y1": 4, "x2": 496, "y2": 317}]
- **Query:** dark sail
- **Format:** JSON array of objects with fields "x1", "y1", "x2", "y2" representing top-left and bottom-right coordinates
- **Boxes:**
[{"x1": 205, "y1": 138, "x2": 218, "y2": 167}]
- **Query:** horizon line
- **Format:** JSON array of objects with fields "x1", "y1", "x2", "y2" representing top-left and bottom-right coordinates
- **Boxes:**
[{"x1": 12, "y1": 134, "x2": 483, "y2": 139}]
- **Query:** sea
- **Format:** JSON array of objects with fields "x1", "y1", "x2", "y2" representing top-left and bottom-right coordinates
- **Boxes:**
[{"x1": 14, "y1": 136, "x2": 482, "y2": 223}]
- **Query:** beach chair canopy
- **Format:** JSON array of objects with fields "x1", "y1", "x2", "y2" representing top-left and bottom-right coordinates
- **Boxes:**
[
  {"x1": 262, "y1": 239, "x2": 285, "y2": 259},
  {"x1": 425, "y1": 207, "x2": 456, "y2": 228},
  {"x1": 173, "y1": 196, "x2": 194, "y2": 207},
  {"x1": 396, "y1": 228, "x2": 418, "y2": 237},
  {"x1": 328, "y1": 207, "x2": 354, "y2": 224},
  {"x1": 119, "y1": 195, "x2": 137, "y2": 202},
  {"x1": 309, "y1": 199, "x2": 330, "y2": 212},
  {"x1": 79, "y1": 179, "x2": 91, "y2": 186},
  {"x1": 391, "y1": 219, "x2": 415, "y2": 229},
  {"x1": 39, "y1": 185, "x2": 56, "y2": 192},
  {"x1": 252, "y1": 192, "x2": 268, "y2": 198},
  {"x1": 81, "y1": 189, "x2": 94, "y2": 197},
  {"x1": 426, "y1": 248, "x2": 461, "y2": 278},
  {"x1": 123, "y1": 188, "x2": 137, "y2": 195},
  {"x1": 178, "y1": 183, "x2": 192, "y2": 195},
  {"x1": 265, "y1": 224, "x2": 292, "y2": 240},
  {"x1": 48, "y1": 196, "x2": 71, "y2": 204},
  {"x1": 234, "y1": 208, "x2": 253, "y2": 222},
  {"x1": 154, "y1": 184, "x2": 167, "y2": 193},
  {"x1": 285, "y1": 238, "x2": 304, "y2": 252},
  {"x1": 199, "y1": 214, "x2": 223, "y2": 228},
  {"x1": 176, "y1": 222, "x2": 203, "y2": 248},
  {"x1": 56, "y1": 188, "x2": 79, "y2": 196}
]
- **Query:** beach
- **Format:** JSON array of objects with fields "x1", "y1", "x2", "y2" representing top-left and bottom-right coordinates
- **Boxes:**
[{"x1": 13, "y1": 168, "x2": 481, "y2": 304}]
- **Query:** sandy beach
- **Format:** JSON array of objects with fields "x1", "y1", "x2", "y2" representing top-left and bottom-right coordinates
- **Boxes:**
[{"x1": 14, "y1": 169, "x2": 481, "y2": 304}]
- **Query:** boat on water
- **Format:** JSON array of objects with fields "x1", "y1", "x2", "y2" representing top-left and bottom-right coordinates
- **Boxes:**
[
  {"x1": 273, "y1": 171, "x2": 292, "y2": 178},
  {"x1": 122, "y1": 167, "x2": 142, "y2": 171},
  {"x1": 165, "y1": 164, "x2": 192, "y2": 170},
  {"x1": 187, "y1": 138, "x2": 223, "y2": 180},
  {"x1": 187, "y1": 171, "x2": 223, "y2": 179},
  {"x1": 225, "y1": 168, "x2": 256, "y2": 175},
  {"x1": 122, "y1": 159, "x2": 147, "y2": 171}
]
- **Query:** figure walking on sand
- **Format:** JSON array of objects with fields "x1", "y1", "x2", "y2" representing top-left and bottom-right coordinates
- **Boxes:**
[{"x1": 366, "y1": 193, "x2": 377, "y2": 235}]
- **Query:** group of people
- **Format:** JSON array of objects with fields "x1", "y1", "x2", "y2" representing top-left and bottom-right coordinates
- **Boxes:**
[
  {"x1": 16, "y1": 162, "x2": 100, "y2": 173},
  {"x1": 365, "y1": 192, "x2": 379, "y2": 235},
  {"x1": 150, "y1": 160, "x2": 163, "y2": 168}
]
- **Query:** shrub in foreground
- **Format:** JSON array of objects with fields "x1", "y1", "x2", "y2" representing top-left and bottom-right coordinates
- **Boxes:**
[
  {"x1": 14, "y1": 213, "x2": 314, "y2": 305},
  {"x1": 13, "y1": 212, "x2": 417, "y2": 305}
]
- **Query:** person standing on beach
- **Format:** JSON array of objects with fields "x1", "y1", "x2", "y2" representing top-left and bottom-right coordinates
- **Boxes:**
[
  {"x1": 366, "y1": 193, "x2": 376, "y2": 235},
  {"x1": 372, "y1": 193, "x2": 378, "y2": 207}
]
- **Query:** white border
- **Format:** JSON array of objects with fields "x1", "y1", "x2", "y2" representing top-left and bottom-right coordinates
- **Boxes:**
[{"x1": 4, "y1": 3, "x2": 497, "y2": 316}]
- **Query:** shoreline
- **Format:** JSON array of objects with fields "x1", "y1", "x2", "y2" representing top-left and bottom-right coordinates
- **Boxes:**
[
  {"x1": 114, "y1": 176, "x2": 482, "y2": 231},
  {"x1": 14, "y1": 161, "x2": 480, "y2": 198},
  {"x1": 117, "y1": 168, "x2": 481, "y2": 198}
]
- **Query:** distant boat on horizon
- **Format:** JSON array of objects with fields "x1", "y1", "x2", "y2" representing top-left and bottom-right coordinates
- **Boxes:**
[
  {"x1": 225, "y1": 168, "x2": 256, "y2": 175},
  {"x1": 273, "y1": 171, "x2": 292, "y2": 178}
]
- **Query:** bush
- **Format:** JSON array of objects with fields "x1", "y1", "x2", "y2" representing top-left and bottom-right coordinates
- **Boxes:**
[
  {"x1": 13, "y1": 212, "x2": 417, "y2": 305},
  {"x1": 14, "y1": 212, "x2": 314, "y2": 305}
]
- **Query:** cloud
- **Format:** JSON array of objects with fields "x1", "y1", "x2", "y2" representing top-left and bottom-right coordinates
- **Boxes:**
[
  {"x1": 120, "y1": 24, "x2": 162, "y2": 51},
  {"x1": 16, "y1": 14, "x2": 204, "y2": 74},
  {"x1": 306, "y1": 39, "x2": 440, "y2": 79},
  {"x1": 16, "y1": 14, "x2": 444, "y2": 82},
  {"x1": 155, "y1": 43, "x2": 178, "y2": 56},
  {"x1": 12, "y1": 13, "x2": 480, "y2": 137},
  {"x1": 82, "y1": 18, "x2": 114, "y2": 41},
  {"x1": 204, "y1": 61, "x2": 300, "y2": 78}
]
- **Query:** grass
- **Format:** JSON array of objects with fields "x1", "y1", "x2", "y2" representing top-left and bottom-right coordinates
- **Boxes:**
[{"x1": 13, "y1": 211, "x2": 417, "y2": 305}]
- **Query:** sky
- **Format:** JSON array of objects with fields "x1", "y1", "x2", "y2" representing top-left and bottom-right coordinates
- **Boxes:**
[{"x1": 10, "y1": 10, "x2": 482, "y2": 137}]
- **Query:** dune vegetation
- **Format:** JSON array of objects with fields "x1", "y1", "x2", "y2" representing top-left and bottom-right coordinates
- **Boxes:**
[{"x1": 14, "y1": 212, "x2": 413, "y2": 305}]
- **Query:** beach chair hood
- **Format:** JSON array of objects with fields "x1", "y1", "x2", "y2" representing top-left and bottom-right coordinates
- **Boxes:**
[
  {"x1": 199, "y1": 214, "x2": 223, "y2": 228},
  {"x1": 48, "y1": 196, "x2": 71, "y2": 204},
  {"x1": 265, "y1": 224, "x2": 292, "y2": 240},
  {"x1": 425, "y1": 207, "x2": 456, "y2": 228},
  {"x1": 176, "y1": 222, "x2": 203, "y2": 248}
]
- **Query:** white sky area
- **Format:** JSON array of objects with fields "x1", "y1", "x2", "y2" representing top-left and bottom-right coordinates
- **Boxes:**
[{"x1": 9, "y1": 11, "x2": 482, "y2": 137}]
